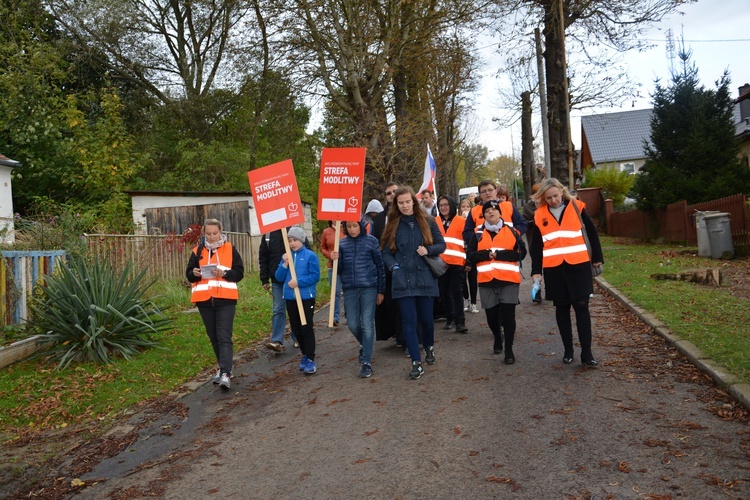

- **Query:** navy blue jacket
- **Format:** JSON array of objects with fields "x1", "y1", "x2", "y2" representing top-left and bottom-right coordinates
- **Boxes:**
[
  {"x1": 337, "y1": 218, "x2": 386, "y2": 293},
  {"x1": 381, "y1": 215, "x2": 446, "y2": 299}
]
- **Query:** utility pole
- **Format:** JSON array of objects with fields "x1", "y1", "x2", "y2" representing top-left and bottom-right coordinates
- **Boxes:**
[
  {"x1": 558, "y1": 0, "x2": 575, "y2": 190},
  {"x1": 534, "y1": 28, "x2": 551, "y2": 179}
]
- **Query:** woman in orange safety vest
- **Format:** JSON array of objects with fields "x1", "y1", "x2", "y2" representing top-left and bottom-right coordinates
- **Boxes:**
[
  {"x1": 467, "y1": 200, "x2": 526, "y2": 364},
  {"x1": 530, "y1": 178, "x2": 603, "y2": 367},
  {"x1": 435, "y1": 195, "x2": 468, "y2": 333},
  {"x1": 186, "y1": 219, "x2": 244, "y2": 390}
]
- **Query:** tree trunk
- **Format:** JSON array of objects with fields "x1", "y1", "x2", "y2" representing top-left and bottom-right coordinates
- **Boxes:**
[
  {"x1": 521, "y1": 91, "x2": 534, "y2": 198},
  {"x1": 542, "y1": 0, "x2": 570, "y2": 186}
]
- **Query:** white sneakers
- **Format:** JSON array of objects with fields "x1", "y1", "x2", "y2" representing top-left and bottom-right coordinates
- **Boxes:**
[{"x1": 470, "y1": 303, "x2": 479, "y2": 314}]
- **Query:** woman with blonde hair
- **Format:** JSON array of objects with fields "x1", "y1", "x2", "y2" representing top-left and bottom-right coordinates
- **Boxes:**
[
  {"x1": 530, "y1": 178, "x2": 603, "y2": 366},
  {"x1": 186, "y1": 219, "x2": 245, "y2": 389},
  {"x1": 381, "y1": 187, "x2": 446, "y2": 379}
]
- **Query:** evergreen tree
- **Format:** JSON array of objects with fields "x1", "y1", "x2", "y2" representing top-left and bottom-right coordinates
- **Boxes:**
[{"x1": 632, "y1": 49, "x2": 750, "y2": 211}]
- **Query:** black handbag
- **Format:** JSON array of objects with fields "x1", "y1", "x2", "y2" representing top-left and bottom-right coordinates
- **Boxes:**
[{"x1": 423, "y1": 255, "x2": 448, "y2": 278}]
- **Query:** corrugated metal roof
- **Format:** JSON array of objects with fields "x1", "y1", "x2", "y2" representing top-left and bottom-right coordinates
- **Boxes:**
[{"x1": 581, "y1": 108, "x2": 652, "y2": 164}]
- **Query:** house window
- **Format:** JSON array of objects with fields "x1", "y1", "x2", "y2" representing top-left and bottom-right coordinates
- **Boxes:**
[{"x1": 620, "y1": 162, "x2": 635, "y2": 174}]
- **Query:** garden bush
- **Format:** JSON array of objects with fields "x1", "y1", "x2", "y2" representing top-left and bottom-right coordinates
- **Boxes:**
[{"x1": 29, "y1": 257, "x2": 171, "y2": 370}]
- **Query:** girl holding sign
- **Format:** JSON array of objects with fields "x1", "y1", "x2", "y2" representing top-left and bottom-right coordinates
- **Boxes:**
[{"x1": 381, "y1": 187, "x2": 446, "y2": 380}]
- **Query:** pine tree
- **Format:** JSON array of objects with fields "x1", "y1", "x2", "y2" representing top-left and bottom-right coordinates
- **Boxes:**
[{"x1": 632, "y1": 49, "x2": 750, "y2": 211}]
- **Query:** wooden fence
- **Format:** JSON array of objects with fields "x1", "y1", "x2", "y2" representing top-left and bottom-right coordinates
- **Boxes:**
[
  {"x1": 84, "y1": 232, "x2": 257, "y2": 283},
  {"x1": 607, "y1": 193, "x2": 750, "y2": 249}
]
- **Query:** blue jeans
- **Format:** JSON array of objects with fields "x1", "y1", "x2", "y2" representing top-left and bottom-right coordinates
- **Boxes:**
[
  {"x1": 343, "y1": 287, "x2": 377, "y2": 365},
  {"x1": 270, "y1": 282, "x2": 287, "y2": 343},
  {"x1": 397, "y1": 296, "x2": 435, "y2": 362},
  {"x1": 328, "y1": 268, "x2": 343, "y2": 322},
  {"x1": 270, "y1": 282, "x2": 296, "y2": 344}
]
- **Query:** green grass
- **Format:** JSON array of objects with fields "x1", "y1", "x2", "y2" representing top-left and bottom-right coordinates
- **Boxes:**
[
  {"x1": 600, "y1": 236, "x2": 750, "y2": 385},
  {"x1": 0, "y1": 254, "x2": 333, "y2": 440}
]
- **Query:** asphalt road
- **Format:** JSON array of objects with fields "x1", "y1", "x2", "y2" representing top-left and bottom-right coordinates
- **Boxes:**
[{"x1": 73, "y1": 265, "x2": 749, "y2": 499}]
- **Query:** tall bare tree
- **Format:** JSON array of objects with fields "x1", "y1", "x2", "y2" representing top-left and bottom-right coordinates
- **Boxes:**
[
  {"x1": 282, "y1": 0, "x2": 488, "y2": 190},
  {"x1": 493, "y1": 0, "x2": 695, "y2": 185}
]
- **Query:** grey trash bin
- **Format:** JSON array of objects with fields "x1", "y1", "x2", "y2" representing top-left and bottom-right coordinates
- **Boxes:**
[
  {"x1": 695, "y1": 211, "x2": 719, "y2": 257},
  {"x1": 704, "y1": 212, "x2": 734, "y2": 259}
]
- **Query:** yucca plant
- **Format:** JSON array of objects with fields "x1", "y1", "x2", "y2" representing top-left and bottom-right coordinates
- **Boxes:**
[{"x1": 29, "y1": 257, "x2": 171, "y2": 370}]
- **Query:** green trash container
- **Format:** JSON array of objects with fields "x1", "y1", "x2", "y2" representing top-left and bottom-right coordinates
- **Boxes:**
[{"x1": 704, "y1": 212, "x2": 734, "y2": 259}]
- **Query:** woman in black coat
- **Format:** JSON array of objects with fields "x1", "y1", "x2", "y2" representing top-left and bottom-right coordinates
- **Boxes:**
[{"x1": 530, "y1": 178, "x2": 603, "y2": 367}]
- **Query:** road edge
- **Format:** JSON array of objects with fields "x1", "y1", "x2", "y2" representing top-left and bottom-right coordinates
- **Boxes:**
[{"x1": 595, "y1": 276, "x2": 750, "y2": 412}]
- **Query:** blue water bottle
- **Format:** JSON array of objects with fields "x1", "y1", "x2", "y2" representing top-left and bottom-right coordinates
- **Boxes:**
[{"x1": 531, "y1": 277, "x2": 542, "y2": 303}]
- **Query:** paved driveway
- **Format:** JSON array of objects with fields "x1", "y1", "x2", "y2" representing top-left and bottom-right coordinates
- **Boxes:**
[{"x1": 75, "y1": 272, "x2": 749, "y2": 499}]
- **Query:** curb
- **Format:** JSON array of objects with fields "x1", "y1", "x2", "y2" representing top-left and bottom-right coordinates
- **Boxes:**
[{"x1": 595, "y1": 277, "x2": 750, "y2": 412}]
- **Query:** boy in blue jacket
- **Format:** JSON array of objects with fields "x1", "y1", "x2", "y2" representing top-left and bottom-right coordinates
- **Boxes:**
[
  {"x1": 275, "y1": 226, "x2": 321, "y2": 374},
  {"x1": 331, "y1": 217, "x2": 386, "y2": 378}
]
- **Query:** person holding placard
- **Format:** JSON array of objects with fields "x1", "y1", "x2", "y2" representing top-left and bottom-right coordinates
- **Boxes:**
[
  {"x1": 186, "y1": 219, "x2": 244, "y2": 390},
  {"x1": 381, "y1": 187, "x2": 446, "y2": 380},
  {"x1": 331, "y1": 217, "x2": 386, "y2": 378},
  {"x1": 320, "y1": 220, "x2": 345, "y2": 326},
  {"x1": 275, "y1": 227, "x2": 321, "y2": 375}
]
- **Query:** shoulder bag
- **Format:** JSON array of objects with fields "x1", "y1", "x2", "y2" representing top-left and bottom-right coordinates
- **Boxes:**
[{"x1": 423, "y1": 254, "x2": 448, "y2": 278}]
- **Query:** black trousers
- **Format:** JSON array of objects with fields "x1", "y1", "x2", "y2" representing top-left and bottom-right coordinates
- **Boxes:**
[
  {"x1": 287, "y1": 298, "x2": 316, "y2": 360},
  {"x1": 198, "y1": 301, "x2": 236, "y2": 376},
  {"x1": 439, "y1": 264, "x2": 466, "y2": 324}
]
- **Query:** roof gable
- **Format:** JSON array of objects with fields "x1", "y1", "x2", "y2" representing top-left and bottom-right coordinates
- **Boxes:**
[{"x1": 581, "y1": 109, "x2": 652, "y2": 164}]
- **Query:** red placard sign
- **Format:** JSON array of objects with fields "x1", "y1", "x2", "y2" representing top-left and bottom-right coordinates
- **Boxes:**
[
  {"x1": 317, "y1": 147, "x2": 366, "y2": 221},
  {"x1": 248, "y1": 159, "x2": 305, "y2": 234}
]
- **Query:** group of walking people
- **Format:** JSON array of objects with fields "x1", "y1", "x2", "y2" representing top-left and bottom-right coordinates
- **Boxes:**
[{"x1": 185, "y1": 177, "x2": 603, "y2": 388}]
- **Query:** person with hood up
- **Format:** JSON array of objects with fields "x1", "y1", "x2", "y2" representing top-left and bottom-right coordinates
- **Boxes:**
[
  {"x1": 435, "y1": 195, "x2": 468, "y2": 333},
  {"x1": 275, "y1": 226, "x2": 321, "y2": 374},
  {"x1": 330, "y1": 217, "x2": 386, "y2": 378},
  {"x1": 364, "y1": 199, "x2": 384, "y2": 234}
]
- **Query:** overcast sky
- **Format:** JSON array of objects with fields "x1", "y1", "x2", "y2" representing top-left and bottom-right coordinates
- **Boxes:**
[{"x1": 473, "y1": 0, "x2": 750, "y2": 160}]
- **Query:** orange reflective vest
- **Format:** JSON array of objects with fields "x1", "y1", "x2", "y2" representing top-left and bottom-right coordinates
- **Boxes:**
[
  {"x1": 476, "y1": 227, "x2": 521, "y2": 284},
  {"x1": 534, "y1": 200, "x2": 590, "y2": 268},
  {"x1": 436, "y1": 215, "x2": 466, "y2": 266},
  {"x1": 471, "y1": 201, "x2": 515, "y2": 236},
  {"x1": 191, "y1": 243, "x2": 239, "y2": 303}
]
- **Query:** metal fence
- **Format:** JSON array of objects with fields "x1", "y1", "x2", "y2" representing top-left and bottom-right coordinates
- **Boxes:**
[
  {"x1": 1, "y1": 250, "x2": 67, "y2": 324},
  {"x1": 84, "y1": 232, "x2": 254, "y2": 283}
]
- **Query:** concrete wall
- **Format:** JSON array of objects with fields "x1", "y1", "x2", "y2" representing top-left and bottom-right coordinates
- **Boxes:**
[{"x1": 0, "y1": 165, "x2": 15, "y2": 244}]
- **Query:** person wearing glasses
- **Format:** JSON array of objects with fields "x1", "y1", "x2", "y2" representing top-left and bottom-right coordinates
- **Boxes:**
[{"x1": 462, "y1": 180, "x2": 527, "y2": 245}]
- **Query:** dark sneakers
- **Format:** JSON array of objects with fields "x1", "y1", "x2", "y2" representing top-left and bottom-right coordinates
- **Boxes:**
[
  {"x1": 424, "y1": 346, "x2": 435, "y2": 365},
  {"x1": 455, "y1": 323, "x2": 468, "y2": 333},
  {"x1": 409, "y1": 361, "x2": 424, "y2": 379},
  {"x1": 359, "y1": 363, "x2": 372, "y2": 378}
]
